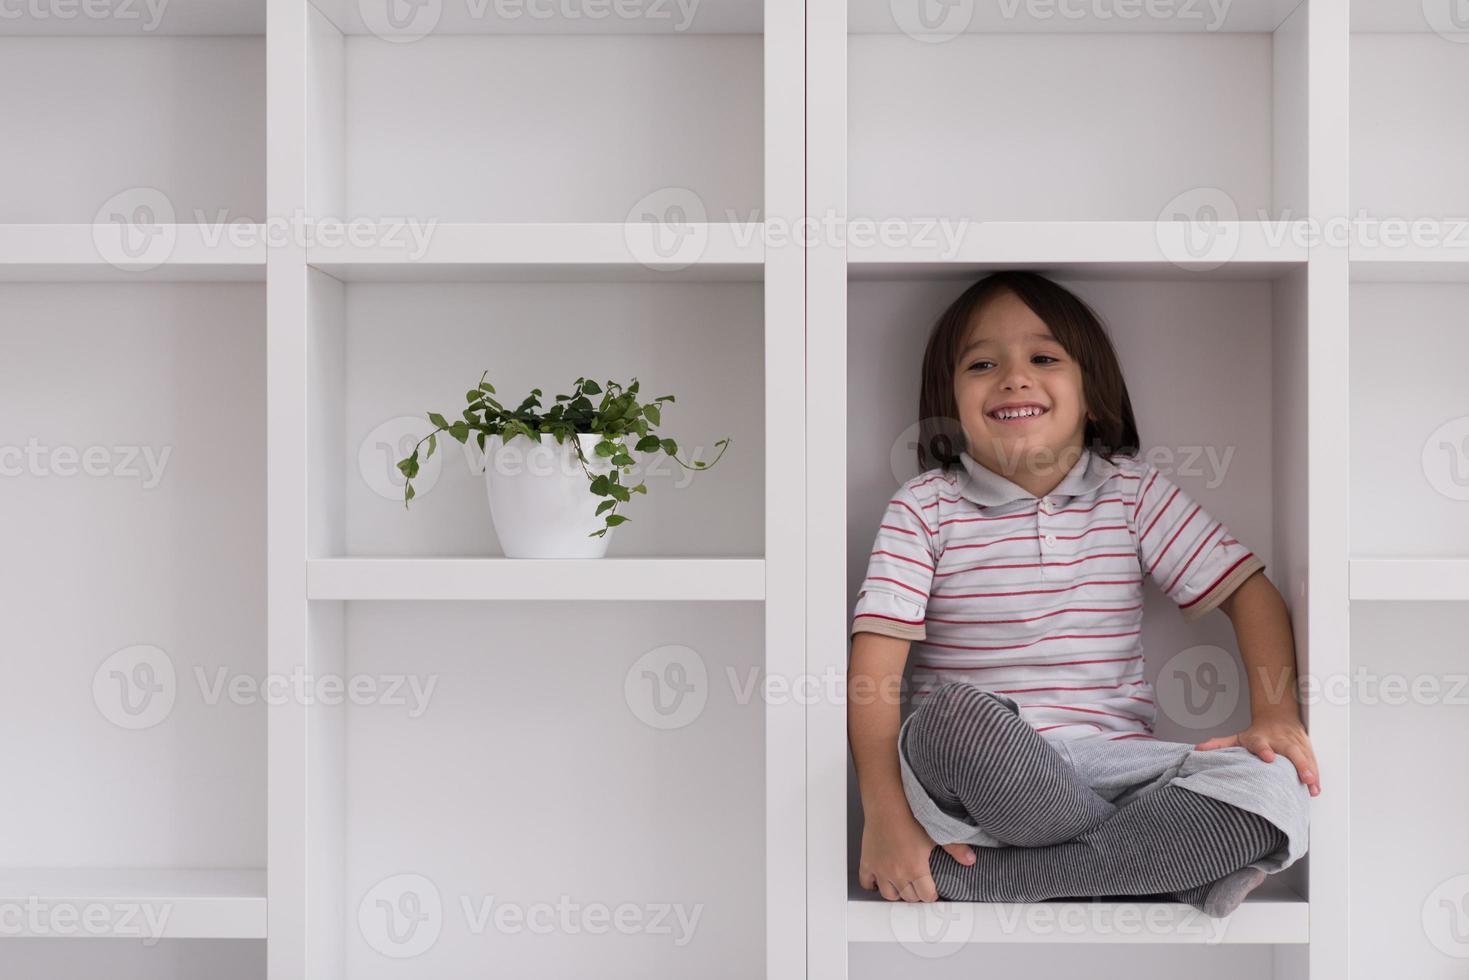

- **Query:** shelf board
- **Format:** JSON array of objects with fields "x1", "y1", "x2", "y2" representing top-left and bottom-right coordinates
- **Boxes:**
[
  {"x1": 307, "y1": 222, "x2": 764, "y2": 283},
  {"x1": 1350, "y1": 559, "x2": 1469, "y2": 601},
  {"x1": 0, "y1": 869, "x2": 265, "y2": 939},
  {"x1": 307, "y1": 557, "x2": 765, "y2": 601},
  {"x1": 846, "y1": 221, "x2": 1307, "y2": 281},
  {"x1": 1350, "y1": 225, "x2": 1469, "y2": 282},
  {"x1": 847, "y1": 0, "x2": 1300, "y2": 33},
  {"x1": 311, "y1": 0, "x2": 760, "y2": 34},
  {"x1": 847, "y1": 878, "x2": 1308, "y2": 945},
  {"x1": 0, "y1": 0, "x2": 262, "y2": 34},
  {"x1": 1352, "y1": 1, "x2": 1469, "y2": 33},
  {"x1": 0, "y1": 224, "x2": 266, "y2": 282}
]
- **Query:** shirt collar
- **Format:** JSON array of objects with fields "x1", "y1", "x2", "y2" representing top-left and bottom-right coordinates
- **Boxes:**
[{"x1": 955, "y1": 446, "x2": 1117, "y2": 509}]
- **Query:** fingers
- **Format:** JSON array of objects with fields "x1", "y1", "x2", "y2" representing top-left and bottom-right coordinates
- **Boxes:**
[
  {"x1": 1281, "y1": 743, "x2": 1322, "y2": 796},
  {"x1": 1194, "y1": 734, "x2": 1238, "y2": 751},
  {"x1": 941, "y1": 843, "x2": 976, "y2": 866},
  {"x1": 878, "y1": 877, "x2": 901, "y2": 902}
]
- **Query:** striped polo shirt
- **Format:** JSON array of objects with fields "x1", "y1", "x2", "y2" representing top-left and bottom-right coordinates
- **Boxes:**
[{"x1": 850, "y1": 446, "x2": 1265, "y2": 742}]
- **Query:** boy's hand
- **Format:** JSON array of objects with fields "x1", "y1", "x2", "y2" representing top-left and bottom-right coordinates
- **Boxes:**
[
  {"x1": 858, "y1": 810, "x2": 976, "y2": 902},
  {"x1": 1195, "y1": 715, "x2": 1321, "y2": 797}
]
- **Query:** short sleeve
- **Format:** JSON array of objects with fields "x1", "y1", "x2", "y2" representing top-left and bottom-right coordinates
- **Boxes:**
[
  {"x1": 1131, "y1": 464, "x2": 1266, "y2": 624},
  {"x1": 850, "y1": 485, "x2": 936, "y2": 641}
]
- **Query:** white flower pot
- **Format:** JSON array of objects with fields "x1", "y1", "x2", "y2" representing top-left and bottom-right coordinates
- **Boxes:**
[{"x1": 483, "y1": 431, "x2": 619, "y2": 558}]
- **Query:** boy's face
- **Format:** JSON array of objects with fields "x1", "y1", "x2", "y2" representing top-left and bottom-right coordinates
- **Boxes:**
[{"x1": 952, "y1": 289, "x2": 1090, "y2": 482}]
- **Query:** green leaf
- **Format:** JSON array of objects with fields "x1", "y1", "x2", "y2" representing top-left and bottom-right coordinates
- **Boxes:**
[
  {"x1": 632, "y1": 483, "x2": 647, "y2": 494},
  {"x1": 609, "y1": 482, "x2": 630, "y2": 503},
  {"x1": 635, "y1": 435, "x2": 660, "y2": 452},
  {"x1": 604, "y1": 514, "x2": 628, "y2": 526},
  {"x1": 404, "y1": 482, "x2": 416, "y2": 505},
  {"x1": 611, "y1": 453, "x2": 635, "y2": 467},
  {"x1": 429, "y1": 412, "x2": 449, "y2": 429},
  {"x1": 582, "y1": 380, "x2": 602, "y2": 395},
  {"x1": 589, "y1": 474, "x2": 610, "y2": 495},
  {"x1": 397, "y1": 452, "x2": 419, "y2": 479},
  {"x1": 448, "y1": 422, "x2": 470, "y2": 443},
  {"x1": 595, "y1": 500, "x2": 616, "y2": 515},
  {"x1": 643, "y1": 404, "x2": 660, "y2": 426},
  {"x1": 426, "y1": 433, "x2": 437, "y2": 458},
  {"x1": 595, "y1": 440, "x2": 616, "y2": 457},
  {"x1": 660, "y1": 438, "x2": 678, "y2": 456}
]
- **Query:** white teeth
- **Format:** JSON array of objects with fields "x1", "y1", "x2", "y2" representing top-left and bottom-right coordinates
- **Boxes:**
[{"x1": 993, "y1": 406, "x2": 1045, "y2": 420}]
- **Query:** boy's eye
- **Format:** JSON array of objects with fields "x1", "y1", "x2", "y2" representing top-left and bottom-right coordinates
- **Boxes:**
[{"x1": 1033, "y1": 355, "x2": 1058, "y2": 363}]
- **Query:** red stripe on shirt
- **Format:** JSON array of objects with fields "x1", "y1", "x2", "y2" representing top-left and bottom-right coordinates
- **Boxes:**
[
  {"x1": 1146, "y1": 503, "x2": 1201, "y2": 576},
  {"x1": 871, "y1": 549, "x2": 933, "y2": 570},
  {"x1": 865, "y1": 576, "x2": 928, "y2": 598},
  {"x1": 925, "y1": 603, "x2": 1143, "y2": 626},
  {"x1": 1163, "y1": 522, "x2": 1222, "y2": 594},
  {"x1": 913, "y1": 653, "x2": 1144, "y2": 670}
]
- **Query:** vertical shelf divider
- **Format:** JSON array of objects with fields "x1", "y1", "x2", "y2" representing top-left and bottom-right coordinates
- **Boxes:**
[
  {"x1": 806, "y1": 0, "x2": 847, "y2": 977},
  {"x1": 266, "y1": 0, "x2": 311, "y2": 976},
  {"x1": 767, "y1": 0, "x2": 810, "y2": 978},
  {"x1": 1302, "y1": 1, "x2": 1352, "y2": 978}
]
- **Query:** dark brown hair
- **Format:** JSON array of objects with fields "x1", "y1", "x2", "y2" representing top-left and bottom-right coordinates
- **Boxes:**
[{"x1": 916, "y1": 271, "x2": 1140, "y2": 471}]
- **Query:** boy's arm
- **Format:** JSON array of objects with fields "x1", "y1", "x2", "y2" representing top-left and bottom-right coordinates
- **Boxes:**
[
  {"x1": 848, "y1": 630, "x2": 914, "y2": 824},
  {"x1": 1203, "y1": 569, "x2": 1322, "y2": 796}
]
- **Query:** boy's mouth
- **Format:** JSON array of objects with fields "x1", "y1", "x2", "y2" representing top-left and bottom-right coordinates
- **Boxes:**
[{"x1": 988, "y1": 403, "x2": 1049, "y2": 424}]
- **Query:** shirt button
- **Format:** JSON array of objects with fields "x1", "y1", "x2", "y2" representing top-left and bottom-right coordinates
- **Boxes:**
[{"x1": 1044, "y1": 533, "x2": 1057, "y2": 548}]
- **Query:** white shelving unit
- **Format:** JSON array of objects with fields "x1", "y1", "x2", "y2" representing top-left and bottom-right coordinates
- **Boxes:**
[
  {"x1": 1349, "y1": 4, "x2": 1469, "y2": 980},
  {"x1": 271, "y1": 2, "x2": 800, "y2": 980},
  {"x1": 812, "y1": 0, "x2": 1348, "y2": 978},
  {"x1": 6, "y1": 0, "x2": 1461, "y2": 974},
  {"x1": 0, "y1": 0, "x2": 267, "y2": 975}
]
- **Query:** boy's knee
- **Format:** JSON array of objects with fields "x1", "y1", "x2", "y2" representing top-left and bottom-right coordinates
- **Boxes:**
[
  {"x1": 920, "y1": 682, "x2": 1004, "y2": 728},
  {"x1": 912, "y1": 683, "x2": 1023, "y2": 751}
]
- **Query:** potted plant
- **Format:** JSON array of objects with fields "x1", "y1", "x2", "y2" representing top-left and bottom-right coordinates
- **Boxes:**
[{"x1": 397, "y1": 373, "x2": 730, "y2": 558}]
